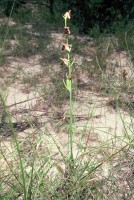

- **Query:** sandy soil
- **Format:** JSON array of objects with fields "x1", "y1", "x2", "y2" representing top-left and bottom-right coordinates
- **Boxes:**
[{"x1": 0, "y1": 23, "x2": 134, "y2": 199}]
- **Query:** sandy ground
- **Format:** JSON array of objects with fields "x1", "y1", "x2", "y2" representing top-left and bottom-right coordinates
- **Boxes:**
[{"x1": 0, "y1": 26, "x2": 134, "y2": 199}]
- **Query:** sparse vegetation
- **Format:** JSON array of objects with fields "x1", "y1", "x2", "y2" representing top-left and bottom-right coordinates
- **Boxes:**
[{"x1": 0, "y1": 1, "x2": 134, "y2": 200}]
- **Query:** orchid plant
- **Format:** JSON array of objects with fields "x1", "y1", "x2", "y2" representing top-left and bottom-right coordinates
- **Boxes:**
[{"x1": 60, "y1": 10, "x2": 75, "y2": 162}]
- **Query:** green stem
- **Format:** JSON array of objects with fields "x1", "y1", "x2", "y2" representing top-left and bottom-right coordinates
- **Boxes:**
[
  {"x1": 69, "y1": 79, "x2": 73, "y2": 161},
  {"x1": 65, "y1": 18, "x2": 67, "y2": 27},
  {"x1": 68, "y1": 48, "x2": 73, "y2": 161}
]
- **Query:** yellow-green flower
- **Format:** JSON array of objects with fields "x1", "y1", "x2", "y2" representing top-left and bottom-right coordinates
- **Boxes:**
[
  {"x1": 60, "y1": 58, "x2": 69, "y2": 66},
  {"x1": 63, "y1": 10, "x2": 71, "y2": 20}
]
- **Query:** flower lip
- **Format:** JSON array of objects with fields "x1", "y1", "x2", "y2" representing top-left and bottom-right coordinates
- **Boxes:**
[
  {"x1": 61, "y1": 43, "x2": 71, "y2": 52},
  {"x1": 64, "y1": 27, "x2": 70, "y2": 35}
]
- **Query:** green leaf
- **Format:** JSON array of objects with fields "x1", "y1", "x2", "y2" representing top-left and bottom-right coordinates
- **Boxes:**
[
  {"x1": 66, "y1": 79, "x2": 71, "y2": 92},
  {"x1": 63, "y1": 79, "x2": 71, "y2": 92}
]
